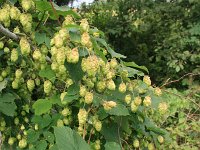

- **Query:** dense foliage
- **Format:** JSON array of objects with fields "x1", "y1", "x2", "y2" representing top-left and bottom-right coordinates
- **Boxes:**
[
  {"x1": 81, "y1": 0, "x2": 200, "y2": 85},
  {"x1": 79, "y1": 0, "x2": 200, "y2": 149},
  {"x1": 0, "y1": 0, "x2": 171, "y2": 150}
]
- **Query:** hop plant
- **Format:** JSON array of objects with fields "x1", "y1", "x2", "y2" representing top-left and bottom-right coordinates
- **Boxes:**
[
  {"x1": 27, "y1": 79, "x2": 35, "y2": 92},
  {"x1": 109, "y1": 58, "x2": 118, "y2": 69},
  {"x1": 96, "y1": 80, "x2": 106, "y2": 92},
  {"x1": 21, "y1": 0, "x2": 34, "y2": 12},
  {"x1": 57, "y1": 119, "x2": 64, "y2": 127},
  {"x1": 103, "y1": 101, "x2": 117, "y2": 111},
  {"x1": 44, "y1": 80, "x2": 52, "y2": 94},
  {"x1": 143, "y1": 75, "x2": 151, "y2": 86},
  {"x1": 94, "y1": 120, "x2": 102, "y2": 132},
  {"x1": 53, "y1": 34, "x2": 63, "y2": 48},
  {"x1": 134, "y1": 96, "x2": 142, "y2": 106},
  {"x1": 148, "y1": 143, "x2": 155, "y2": 150},
  {"x1": 59, "y1": 28, "x2": 70, "y2": 40},
  {"x1": 131, "y1": 101, "x2": 138, "y2": 112},
  {"x1": 80, "y1": 19, "x2": 89, "y2": 32},
  {"x1": 11, "y1": 48, "x2": 18, "y2": 62},
  {"x1": 84, "y1": 91, "x2": 93, "y2": 104},
  {"x1": 124, "y1": 94, "x2": 131, "y2": 104},
  {"x1": 79, "y1": 85, "x2": 87, "y2": 97},
  {"x1": 62, "y1": 15, "x2": 74, "y2": 26},
  {"x1": 143, "y1": 96, "x2": 151, "y2": 107},
  {"x1": 81, "y1": 55, "x2": 100, "y2": 76},
  {"x1": 78, "y1": 108, "x2": 88, "y2": 125},
  {"x1": 66, "y1": 48, "x2": 79, "y2": 63},
  {"x1": 32, "y1": 49, "x2": 42, "y2": 60},
  {"x1": 56, "y1": 48, "x2": 66, "y2": 65},
  {"x1": 0, "y1": 6, "x2": 10, "y2": 22},
  {"x1": 15, "y1": 69, "x2": 23, "y2": 79},
  {"x1": 119, "y1": 82, "x2": 126, "y2": 93},
  {"x1": 154, "y1": 87, "x2": 162, "y2": 96},
  {"x1": 20, "y1": 37, "x2": 31, "y2": 56},
  {"x1": 0, "y1": 41, "x2": 4, "y2": 49},
  {"x1": 8, "y1": 137, "x2": 15, "y2": 145},
  {"x1": 133, "y1": 139, "x2": 140, "y2": 148},
  {"x1": 107, "y1": 79, "x2": 116, "y2": 90},
  {"x1": 94, "y1": 140, "x2": 101, "y2": 150},
  {"x1": 10, "y1": 6, "x2": 21, "y2": 20},
  {"x1": 12, "y1": 79, "x2": 19, "y2": 89},
  {"x1": 18, "y1": 138, "x2": 27, "y2": 149},
  {"x1": 81, "y1": 32, "x2": 92, "y2": 48},
  {"x1": 158, "y1": 102, "x2": 168, "y2": 114},
  {"x1": 157, "y1": 135, "x2": 164, "y2": 144},
  {"x1": 61, "y1": 108, "x2": 70, "y2": 117}
]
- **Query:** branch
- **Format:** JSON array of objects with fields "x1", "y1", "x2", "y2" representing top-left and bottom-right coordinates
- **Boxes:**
[
  {"x1": 0, "y1": 24, "x2": 19, "y2": 41},
  {"x1": 0, "y1": 23, "x2": 51, "y2": 62},
  {"x1": 49, "y1": 0, "x2": 61, "y2": 25},
  {"x1": 161, "y1": 73, "x2": 200, "y2": 88}
]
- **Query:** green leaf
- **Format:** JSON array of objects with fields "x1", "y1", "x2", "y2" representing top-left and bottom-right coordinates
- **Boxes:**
[
  {"x1": 8, "y1": 0, "x2": 17, "y2": 4},
  {"x1": 65, "y1": 61, "x2": 83, "y2": 83},
  {"x1": 91, "y1": 37, "x2": 107, "y2": 62},
  {"x1": 39, "y1": 65, "x2": 56, "y2": 82},
  {"x1": 35, "y1": 1, "x2": 52, "y2": 12},
  {"x1": 95, "y1": 38, "x2": 126, "y2": 58},
  {"x1": 35, "y1": 32, "x2": 46, "y2": 45},
  {"x1": 122, "y1": 61, "x2": 149, "y2": 73},
  {"x1": 0, "y1": 93, "x2": 16, "y2": 116},
  {"x1": 106, "y1": 104, "x2": 129, "y2": 116},
  {"x1": 32, "y1": 114, "x2": 52, "y2": 129},
  {"x1": 35, "y1": 1, "x2": 80, "y2": 20},
  {"x1": 64, "y1": 95, "x2": 79, "y2": 102},
  {"x1": 101, "y1": 123, "x2": 119, "y2": 142},
  {"x1": 33, "y1": 99, "x2": 52, "y2": 115},
  {"x1": 36, "y1": 140, "x2": 48, "y2": 150},
  {"x1": 104, "y1": 142, "x2": 121, "y2": 150},
  {"x1": 49, "y1": 94, "x2": 62, "y2": 105},
  {"x1": 107, "y1": 47, "x2": 126, "y2": 59},
  {"x1": 66, "y1": 25, "x2": 80, "y2": 32},
  {"x1": 54, "y1": 126, "x2": 90, "y2": 150},
  {"x1": 69, "y1": 31, "x2": 81, "y2": 43},
  {"x1": 0, "y1": 79, "x2": 7, "y2": 92},
  {"x1": 119, "y1": 66, "x2": 144, "y2": 77},
  {"x1": 27, "y1": 129, "x2": 40, "y2": 143},
  {"x1": 144, "y1": 118, "x2": 166, "y2": 135},
  {"x1": 43, "y1": 131, "x2": 55, "y2": 144},
  {"x1": 67, "y1": 84, "x2": 79, "y2": 95}
]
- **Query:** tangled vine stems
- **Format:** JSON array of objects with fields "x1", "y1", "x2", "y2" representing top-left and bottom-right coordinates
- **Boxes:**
[{"x1": 161, "y1": 72, "x2": 200, "y2": 88}]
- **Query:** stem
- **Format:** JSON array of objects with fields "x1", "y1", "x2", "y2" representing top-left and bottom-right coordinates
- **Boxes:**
[
  {"x1": 118, "y1": 117, "x2": 123, "y2": 149},
  {"x1": 87, "y1": 128, "x2": 94, "y2": 144},
  {"x1": 49, "y1": 0, "x2": 61, "y2": 25},
  {"x1": 161, "y1": 73, "x2": 200, "y2": 88},
  {"x1": 0, "y1": 24, "x2": 19, "y2": 41},
  {"x1": 35, "y1": 12, "x2": 46, "y2": 30}
]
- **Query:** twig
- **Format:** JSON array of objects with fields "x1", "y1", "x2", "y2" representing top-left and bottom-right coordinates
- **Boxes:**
[
  {"x1": 49, "y1": 0, "x2": 61, "y2": 25},
  {"x1": 82, "y1": 123, "x2": 86, "y2": 140},
  {"x1": 161, "y1": 73, "x2": 200, "y2": 88},
  {"x1": 87, "y1": 128, "x2": 94, "y2": 144},
  {"x1": 118, "y1": 117, "x2": 123, "y2": 150},
  {"x1": 43, "y1": 13, "x2": 50, "y2": 25},
  {"x1": 35, "y1": 12, "x2": 46, "y2": 30},
  {"x1": 0, "y1": 24, "x2": 19, "y2": 41},
  {"x1": 120, "y1": 138, "x2": 132, "y2": 150}
]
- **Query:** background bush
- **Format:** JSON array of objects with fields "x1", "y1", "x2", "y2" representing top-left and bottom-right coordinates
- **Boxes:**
[{"x1": 80, "y1": 0, "x2": 200, "y2": 85}]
